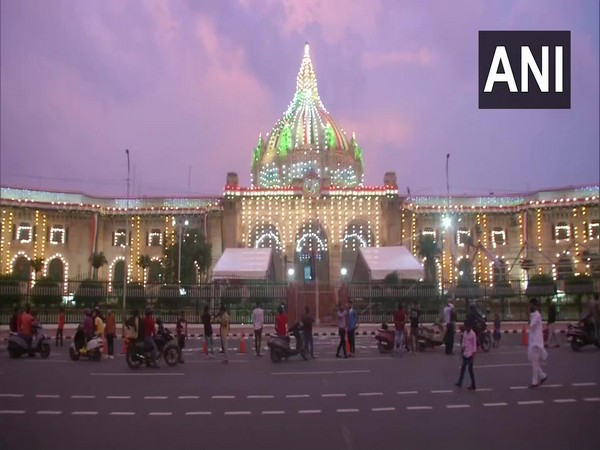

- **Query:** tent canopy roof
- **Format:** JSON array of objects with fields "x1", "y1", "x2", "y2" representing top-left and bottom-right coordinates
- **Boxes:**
[
  {"x1": 212, "y1": 248, "x2": 274, "y2": 280},
  {"x1": 353, "y1": 246, "x2": 424, "y2": 281}
]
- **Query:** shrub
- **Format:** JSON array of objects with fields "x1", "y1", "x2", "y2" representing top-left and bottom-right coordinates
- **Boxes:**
[
  {"x1": 31, "y1": 278, "x2": 62, "y2": 308},
  {"x1": 74, "y1": 279, "x2": 107, "y2": 308}
]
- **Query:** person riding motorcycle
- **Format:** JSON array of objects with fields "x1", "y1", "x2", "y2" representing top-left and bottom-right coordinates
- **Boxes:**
[
  {"x1": 143, "y1": 309, "x2": 159, "y2": 367},
  {"x1": 466, "y1": 304, "x2": 486, "y2": 334}
]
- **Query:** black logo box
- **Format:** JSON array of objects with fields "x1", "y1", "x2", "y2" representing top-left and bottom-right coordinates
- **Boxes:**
[{"x1": 479, "y1": 31, "x2": 570, "y2": 109}]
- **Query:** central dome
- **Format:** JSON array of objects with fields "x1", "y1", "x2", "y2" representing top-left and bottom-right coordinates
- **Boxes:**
[{"x1": 251, "y1": 44, "x2": 364, "y2": 189}]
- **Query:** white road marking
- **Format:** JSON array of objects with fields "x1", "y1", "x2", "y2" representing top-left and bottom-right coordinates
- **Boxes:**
[
  {"x1": 110, "y1": 412, "x2": 135, "y2": 416},
  {"x1": 212, "y1": 395, "x2": 235, "y2": 399},
  {"x1": 107, "y1": 396, "x2": 131, "y2": 400},
  {"x1": 397, "y1": 391, "x2": 418, "y2": 395},
  {"x1": 572, "y1": 382, "x2": 597, "y2": 387},
  {"x1": 359, "y1": 392, "x2": 383, "y2": 396},
  {"x1": 90, "y1": 373, "x2": 184, "y2": 377},
  {"x1": 248, "y1": 395, "x2": 275, "y2": 399},
  {"x1": 149, "y1": 412, "x2": 173, "y2": 416},
  {"x1": 272, "y1": 371, "x2": 334, "y2": 376},
  {"x1": 321, "y1": 393, "x2": 346, "y2": 398},
  {"x1": 336, "y1": 370, "x2": 370, "y2": 374},
  {"x1": 224, "y1": 411, "x2": 251, "y2": 415},
  {"x1": 144, "y1": 396, "x2": 168, "y2": 400},
  {"x1": 337, "y1": 408, "x2": 359, "y2": 413},
  {"x1": 517, "y1": 400, "x2": 544, "y2": 405},
  {"x1": 298, "y1": 409, "x2": 321, "y2": 414},
  {"x1": 0, "y1": 410, "x2": 25, "y2": 414},
  {"x1": 72, "y1": 411, "x2": 98, "y2": 415},
  {"x1": 407, "y1": 406, "x2": 433, "y2": 410},
  {"x1": 71, "y1": 395, "x2": 95, "y2": 399},
  {"x1": 36, "y1": 394, "x2": 60, "y2": 398},
  {"x1": 477, "y1": 363, "x2": 536, "y2": 369},
  {"x1": 185, "y1": 411, "x2": 212, "y2": 415},
  {"x1": 36, "y1": 410, "x2": 62, "y2": 415},
  {"x1": 262, "y1": 410, "x2": 285, "y2": 415},
  {"x1": 446, "y1": 404, "x2": 470, "y2": 409},
  {"x1": 483, "y1": 402, "x2": 508, "y2": 407},
  {"x1": 509, "y1": 386, "x2": 528, "y2": 390},
  {"x1": 553, "y1": 399, "x2": 576, "y2": 403},
  {"x1": 178, "y1": 396, "x2": 200, "y2": 400},
  {"x1": 0, "y1": 394, "x2": 24, "y2": 398},
  {"x1": 476, "y1": 388, "x2": 493, "y2": 392},
  {"x1": 431, "y1": 390, "x2": 453, "y2": 394},
  {"x1": 541, "y1": 384, "x2": 563, "y2": 388},
  {"x1": 371, "y1": 407, "x2": 396, "y2": 412},
  {"x1": 286, "y1": 394, "x2": 310, "y2": 398},
  {"x1": 583, "y1": 397, "x2": 600, "y2": 402}
]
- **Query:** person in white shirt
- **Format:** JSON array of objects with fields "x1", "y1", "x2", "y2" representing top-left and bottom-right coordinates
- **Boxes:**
[
  {"x1": 528, "y1": 298, "x2": 548, "y2": 388},
  {"x1": 443, "y1": 301, "x2": 455, "y2": 355},
  {"x1": 252, "y1": 302, "x2": 265, "y2": 357}
]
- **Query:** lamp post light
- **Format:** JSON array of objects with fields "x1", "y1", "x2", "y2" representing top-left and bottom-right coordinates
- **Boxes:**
[{"x1": 177, "y1": 219, "x2": 189, "y2": 285}]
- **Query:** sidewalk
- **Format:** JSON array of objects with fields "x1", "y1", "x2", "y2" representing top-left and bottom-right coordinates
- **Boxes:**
[{"x1": 0, "y1": 321, "x2": 572, "y2": 340}]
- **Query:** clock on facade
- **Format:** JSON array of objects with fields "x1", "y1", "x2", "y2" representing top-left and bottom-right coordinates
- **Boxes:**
[{"x1": 303, "y1": 173, "x2": 321, "y2": 197}]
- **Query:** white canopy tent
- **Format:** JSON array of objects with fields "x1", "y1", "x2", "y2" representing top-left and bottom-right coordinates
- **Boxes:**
[
  {"x1": 352, "y1": 246, "x2": 424, "y2": 282},
  {"x1": 212, "y1": 248, "x2": 276, "y2": 281}
]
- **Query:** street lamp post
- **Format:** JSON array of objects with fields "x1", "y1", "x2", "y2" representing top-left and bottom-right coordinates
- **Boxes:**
[
  {"x1": 123, "y1": 149, "x2": 130, "y2": 329},
  {"x1": 177, "y1": 219, "x2": 189, "y2": 285}
]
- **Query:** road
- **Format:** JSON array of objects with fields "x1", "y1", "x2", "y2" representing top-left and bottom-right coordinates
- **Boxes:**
[{"x1": 1, "y1": 334, "x2": 599, "y2": 450}]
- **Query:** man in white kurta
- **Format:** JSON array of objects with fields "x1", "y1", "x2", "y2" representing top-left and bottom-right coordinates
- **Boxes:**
[{"x1": 528, "y1": 299, "x2": 548, "y2": 388}]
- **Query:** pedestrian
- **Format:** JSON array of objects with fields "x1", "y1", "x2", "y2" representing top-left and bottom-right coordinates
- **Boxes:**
[
  {"x1": 20, "y1": 304, "x2": 35, "y2": 350},
  {"x1": 492, "y1": 313, "x2": 501, "y2": 348},
  {"x1": 144, "y1": 308, "x2": 159, "y2": 367},
  {"x1": 93, "y1": 307, "x2": 105, "y2": 337},
  {"x1": 347, "y1": 301, "x2": 358, "y2": 357},
  {"x1": 55, "y1": 306, "x2": 65, "y2": 347},
  {"x1": 584, "y1": 293, "x2": 600, "y2": 342},
  {"x1": 219, "y1": 304, "x2": 230, "y2": 364},
  {"x1": 409, "y1": 302, "x2": 420, "y2": 354},
  {"x1": 201, "y1": 305, "x2": 214, "y2": 357},
  {"x1": 393, "y1": 302, "x2": 406, "y2": 356},
  {"x1": 176, "y1": 311, "x2": 187, "y2": 364},
  {"x1": 545, "y1": 298, "x2": 559, "y2": 348},
  {"x1": 104, "y1": 309, "x2": 116, "y2": 359},
  {"x1": 455, "y1": 321, "x2": 477, "y2": 390},
  {"x1": 9, "y1": 306, "x2": 21, "y2": 333},
  {"x1": 528, "y1": 298, "x2": 548, "y2": 388},
  {"x1": 443, "y1": 301, "x2": 455, "y2": 354},
  {"x1": 275, "y1": 305, "x2": 288, "y2": 337},
  {"x1": 301, "y1": 306, "x2": 315, "y2": 358},
  {"x1": 252, "y1": 301, "x2": 264, "y2": 357},
  {"x1": 335, "y1": 303, "x2": 348, "y2": 358}
]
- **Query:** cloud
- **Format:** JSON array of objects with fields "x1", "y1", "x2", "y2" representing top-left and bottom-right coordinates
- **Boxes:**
[{"x1": 362, "y1": 48, "x2": 434, "y2": 70}]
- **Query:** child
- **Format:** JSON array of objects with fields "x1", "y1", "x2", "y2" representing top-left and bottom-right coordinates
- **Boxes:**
[{"x1": 493, "y1": 314, "x2": 501, "y2": 348}]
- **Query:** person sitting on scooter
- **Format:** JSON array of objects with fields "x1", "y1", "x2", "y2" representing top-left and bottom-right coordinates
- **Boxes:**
[
  {"x1": 73, "y1": 324, "x2": 86, "y2": 352},
  {"x1": 144, "y1": 308, "x2": 159, "y2": 367},
  {"x1": 83, "y1": 309, "x2": 94, "y2": 341}
]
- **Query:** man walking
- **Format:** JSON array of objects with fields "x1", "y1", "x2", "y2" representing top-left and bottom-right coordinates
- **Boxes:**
[
  {"x1": 545, "y1": 298, "x2": 559, "y2": 348},
  {"x1": 201, "y1": 305, "x2": 214, "y2": 357},
  {"x1": 105, "y1": 309, "x2": 116, "y2": 359},
  {"x1": 409, "y1": 302, "x2": 420, "y2": 354},
  {"x1": 393, "y1": 303, "x2": 406, "y2": 356},
  {"x1": 275, "y1": 306, "x2": 288, "y2": 337},
  {"x1": 528, "y1": 298, "x2": 548, "y2": 388},
  {"x1": 176, "y1": 311, "x2": 187, "y2": 364},
  {"x1": 455, "y1": 321, "x2": 477, "y2": 390},
  {"x1": 301, "y1": 306, "x2": 315, "y2": 358},
  {"x1": 335, "y1": 304, "x2": 348, "y2": 358},
  {"x1": 347, "y1": 301, "x2": 358, "y2": 357},
  {"x1": 443, "y1": 301, "x2": 455, "y2": 355},
  {"x1": 252, "y1": 302, "x2": 264, "y2": 357}
]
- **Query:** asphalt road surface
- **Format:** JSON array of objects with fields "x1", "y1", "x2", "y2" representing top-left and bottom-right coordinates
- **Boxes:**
[{"x1": 1, "y1": 334, "x2": 599, "y2": 450}]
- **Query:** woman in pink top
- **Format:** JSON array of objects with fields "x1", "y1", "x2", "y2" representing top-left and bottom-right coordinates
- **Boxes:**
[{"x1": 455, "y1": 322, "x2": 477, "y2": 390}]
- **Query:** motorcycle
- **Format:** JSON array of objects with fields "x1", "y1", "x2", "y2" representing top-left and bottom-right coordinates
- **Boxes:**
[
  {"x1": 416, "y1": 321, "x2": 446, "y2": 351},
  {"x1": 69, "y1": 325, "x2": 104, "y2": 361},
  {"x1": 567, "y1": 319, "x2": 600, "y2": 351},
  {"x1": 7, "y1": 324, "x2": 51, "y2": 359},
  {"x1": 459, "y1": 320, "x2": 492, "y2": 352},
  {"x1": 268, "y1": 322, "x2": 309, "y2": 363},
  {"x1": 125, "y1": 325, "x2": 181, "y2": 368}
]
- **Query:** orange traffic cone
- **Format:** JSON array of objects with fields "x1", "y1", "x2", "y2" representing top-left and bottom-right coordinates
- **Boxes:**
[
  {"x1": 202, "y1": 339, "x2": 208, "y2": 355},
  {"x1": 239, "y1": 333, "x2": 246, "y2": 354},
  {"x1": 521, "y1": 326, "x2": 529, "y2": 346}
]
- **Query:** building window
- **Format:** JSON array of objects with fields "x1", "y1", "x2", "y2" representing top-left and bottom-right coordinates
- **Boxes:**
[
  {"x1": 589, "y1": 221, "x2": 599, "y2": 240},
  {"x1": 49, "y1": 226, "x2": 66, "y2": 245},
  {"x1": 147, "y1": 229, "x2": 163, "y2": 247},
  {"x1": 491, "y1": 227, "x2": 506, "y2": 248},
  {"x1": 456, "y1": 228, "x2": 470, "y2": 247},
  {"x1": 113, "y1": 229, "x2": 127, "y2": 247},
  {"x1": 422, "y1": 227, "x2": 436, "y2": 241},
  {"x1": 554, "y1": 222, "x2": 571, "y2": 241},
  {"x1": 17, "y1": 223, "x2": 32, "y2": 243}
]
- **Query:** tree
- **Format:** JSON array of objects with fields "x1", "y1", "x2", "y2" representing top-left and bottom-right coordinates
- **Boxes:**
[
  {"x1": 417, "y1": 234, "x2": 440, "y2": 285},
  {"x1": 163, "y1": 228, "x2": 212, "y2": 284},
  {"x1": 137, "y1": 255, "x2": 152, "y2": 277},
  {"x1": 89, "y1": 252, "x2": 108, "y2": 280},
  {"x1": 30, "y1": 258, "x2": 45, "y2": 280}
]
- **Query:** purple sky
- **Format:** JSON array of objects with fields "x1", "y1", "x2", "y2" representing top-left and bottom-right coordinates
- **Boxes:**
[{"x1": 1, "y1": 0, "x2": 598, "y2": 198}]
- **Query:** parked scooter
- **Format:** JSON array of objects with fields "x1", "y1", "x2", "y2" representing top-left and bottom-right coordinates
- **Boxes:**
[
  {"x1": 567, "y1": 319, "x2": 600, "y2": 351},
  {"x1": 416, "y1": 321, "x2": 445, "y2": 351},
  {"x1": 69, "y1": 325, "x2": 104, "y2": 361},
  {"x1": 268, "y1": 322, "x2": 308, "y2": 363},
  {"x1": 375, "y1": 323, "x2": 398, "y2": 354},
  {"x1": 7, "y1": 324, "x2": 51, "y2": 359}
]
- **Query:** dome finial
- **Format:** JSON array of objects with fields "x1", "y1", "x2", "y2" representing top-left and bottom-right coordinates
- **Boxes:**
[
  {"x1": 295, "y1": 42, "x2": 323, "y2": 108},
  {"x1": 304, "y1": 42, "x2": 310, "y2": 56}
]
